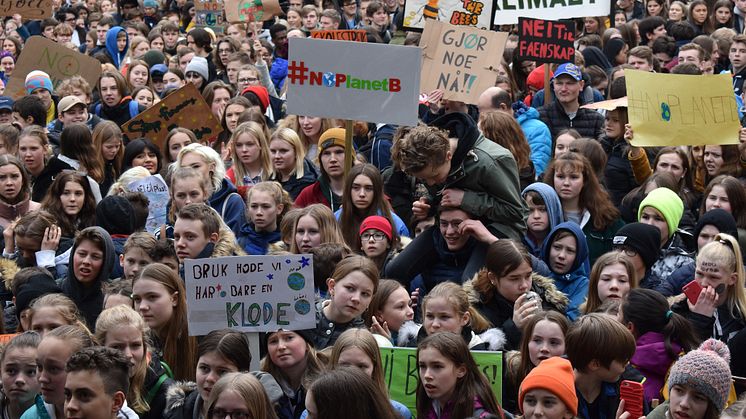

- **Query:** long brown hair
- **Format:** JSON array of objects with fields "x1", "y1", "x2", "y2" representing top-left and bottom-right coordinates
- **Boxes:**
[
  {"x1": 479, "y1": 110, "x2": 531, "y2": 170},
  {"x1": 473, "y1": 240, "x2": 532, "y2": 303},
  {"x1": 543, "y1": 152, "x2": 620, "y2": 230},
  {"x1": 93, "y1": 120, "x2": 124, "y2": 178},
  {"x1": 339, "y1": 164, "x2": 395, "y2": 248},
  {"x1": 513, "y1": 311, "x2": 570, "y2": 389},
  {"x1": 134, "y1": 263, "x2": 197, "y2": 381},
  {"x1": 60, "y1": 123, "x2": 105, "y2": 183},
  {"x1": 582, "y1": 251, "x2": 638, "y2": 314},
  {"x1": 41, "y1": 171, "x2": 97, "y2": 237},
  {"x1": 700, "y1": 175, "x2": 746, "y2": 229}
]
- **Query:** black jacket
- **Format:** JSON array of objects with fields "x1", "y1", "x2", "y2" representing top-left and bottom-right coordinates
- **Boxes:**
[
  {"x1": 538, "y1": 99, "x2": 605, "y2": 140},
  {"x1": 31, "y1": 157, "x2": 74, "y2": 202}
]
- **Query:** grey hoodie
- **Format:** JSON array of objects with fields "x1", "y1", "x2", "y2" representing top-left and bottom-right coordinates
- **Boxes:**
[{"x1": 521, "y1": 182, "x2": 564, "y2": 256}]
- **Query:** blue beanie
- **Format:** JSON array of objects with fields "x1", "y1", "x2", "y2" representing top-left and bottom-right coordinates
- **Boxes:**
[{"x1": 25, "y1": 70, "x2": 53, "y2": 95}]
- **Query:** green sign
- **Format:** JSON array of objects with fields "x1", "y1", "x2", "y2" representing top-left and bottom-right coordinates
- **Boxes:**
[{"x1": 380, "y1": 347, "x2": 502, "y2": 417}]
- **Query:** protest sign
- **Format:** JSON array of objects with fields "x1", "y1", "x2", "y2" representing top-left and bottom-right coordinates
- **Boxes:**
[
  {"x1": 195, "y1": 0, "x2": 224, "y2": 32},
  {"x1": 626, "y1": 70, "x2": 740, "y2": 147},
  {"x1": 403, "y1": 0, "x2": 494, "y2": 31},
  {"x1": 225, "y1": 0, "x2": 281, "y2": 22},
  {"x1": 0, "y1": 0, "x2": 52, "y2": 19},
  {"x1": 420, "y1": 20, "x2": 507, "y2": 105},
  {"x1": 493, "y1": 0, "x2": 610, "y2": 25},
  {"x1": 0, "y1": 334, "x2": 17, "y2": 344},
  {"x1": 6, "y1": 36, "x2": 101, "y2": 100},
  {"x1": 286, "y1": 37, "x2": 421, "y2": 126},
  {"x1": 185, "y1": 255, "x2": 315, "y2": 335},
  {"x1": 311, "y1": 30, "x2": 367, "y2": 42},
  {"x1": 380, "y1": 347, "x2": 502, "y2": 414},
  {"x1": 121, "y1": 83, "x2": 223, "y2": 148},
  {"x1": 516, "y1": 18, "x2": 574, "y2": 64},
  {"x1": 127, "y1": 175, "x2": 169, "y2": 234}
]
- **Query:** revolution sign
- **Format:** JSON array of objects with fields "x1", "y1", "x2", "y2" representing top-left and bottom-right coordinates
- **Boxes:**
[
  {"x1": 516, "y1": 18, "x2": 575, "y2": 64},
  {"x1": 286, "y1": 37, "x2": 420, "y2": 126},
  {"x1": 493, "y1": 0, "x2": 610, "y2": 25}
]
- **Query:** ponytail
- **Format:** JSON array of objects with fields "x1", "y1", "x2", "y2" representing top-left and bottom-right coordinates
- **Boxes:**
[{"x1": 663, "y1": 310, "x2": 700, "y2": 355}]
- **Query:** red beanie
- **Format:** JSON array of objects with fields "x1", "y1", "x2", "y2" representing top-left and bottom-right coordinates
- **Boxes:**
[
  {"x1": 241, "y1": 86, "x2": 270, "y2": 112},
  {"x1": 518, "y1": 357, "x2": 578, "y2": 416},
  {"x1": 526, "y1": 65, "x2": 553, "y2": 91},
  {"x1": 359, "y1": 215, "x2": 393, "y2": 241}
]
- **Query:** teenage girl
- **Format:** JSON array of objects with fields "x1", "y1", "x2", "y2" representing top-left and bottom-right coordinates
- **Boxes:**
[
  {"x1": 205, "y1": 373, "x2": 278, "y2": 419},
  {"x1": 60, "y1": 226, "x2": 117, "y2": 328},
  {"x1": 416, "y1": 332, "x2": 502, "y2": 418},
  {"x1": 467, "y1": 239, "x2": 569, "y2": 350},
  {"x1": 16, "y1": 127, "x2": 52, "y2": 203},
  {"x1": 27, "y1": 293, "x2": 88, "y2": 337},
  {"x1": 226, "y1": 121, "x2": 271, "y2": 198},
  {"x1": 581, "y1": 251, "x2": 638, "y2": 314},
  {"x1": 123, "y1": 138, "x2": 162, "y2": 175},
  {"x1": 335, "y1": 163, "x2": 408, "y2": 248},
  {"x1": 622, "y1": 288, "x2": 699, "y2": 404},
  {"x1": 358, "y1": 216, "x2": 402, "y2": 274},
  {"x1": 19, "y1": 325, "x2": 96, "y2": 419},
  {"x1": 671, "y1": 233, "x2": 746, "y2": 343},
  {"x1": 289, "y1": 204, "x2": 345, "y2": 255},
  {"x1": 237, "y1": 181, "x2": 291, "y2": 255},
  {"x1": 544, "y1": 152, "x2": 624, "y2": 265},
  {"x1": 40, "y1": 172, "x2": 97, "y2": 238},
  {"x1": 92, "y1": 121, "x2": 124, "y2": 197},
  {"x1": 540, "y1": 222, "x2": 590, "y2": 321},
  {"x1": 261, "y1": 329, "x2": 325, "y2": 419},
  {"x1": 403, "y1": 281, "x2": 503, "y2": 351},
  {"x1": 503, "y1": 311, "x2": 570, "y2": 414},
  {"x1": 132, "y1": 263, "x2": 197, "y2": 381},
  {"x1": 0, "y1": 332, "x2": 41, "y2": 419},
  {"x1": 164, "y1": 329, "x2": 253, "y2": 419},
  {"x1": 162, "y1": 128, "x2": 196, "y2": 169},
  {"x1": 0, "y1": 156, "x2": 39, "y2": 230},
  {"x1": 700, "y1": 175, "x2": 746, "y2": 251},
  {"x1": 305, "y1": 367, "x2": 397, "y2": 419},
  {"x1": 312, "y1": 255, "x2": 379, "y2": 349},
  {"x1": 95, "y1": 305, "x2": 174, "y2": 419},
  {"x1": 267, "y1": 128, "x2": 318, "y2": 200},
  {"x1": 366, "y1": 279, "x2": 414, "y2": 346},
  {"x1": 161, "y1": 167, "x2": 211, "y2": 239}
]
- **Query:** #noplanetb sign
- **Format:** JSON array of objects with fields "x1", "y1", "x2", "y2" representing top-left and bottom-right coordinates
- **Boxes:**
[
  {"x1": 286, "y1": 37, "x2": 421, "y2": 126},
  {"x1": 185, "y1": 255, "x2": 315, "y2": 336},
  {"x1": 492, "y1": 0, "x2": 610, "y2": 25}
]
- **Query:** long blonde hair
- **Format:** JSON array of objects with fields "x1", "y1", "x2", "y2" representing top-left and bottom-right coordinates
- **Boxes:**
[
  {"x1": 697, "y1": 233, "x2": 746, "y2": 318},
  {"x1": 329, "y1": 329, "x2": 387, "y2": 394},
  {"x1": 95, "y1": 305, "x2": 149, "y2": 413},
  {"x1": 268, "y1": 128, "x2": 306, "y2": 179},
  {"x1": 422, "y1": 282, "x2": 491, "y2": 333},
  {"x1": 582, "y1": 251, "x2": 638, "y2": 314},
  {"x1": 230, "y1": 121, "x2": 271, "y2": 187},
  {"x1": 206, "y1": 373, "x2": 278, "y2": 419}
]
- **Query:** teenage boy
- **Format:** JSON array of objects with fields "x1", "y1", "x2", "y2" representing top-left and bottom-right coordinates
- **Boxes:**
[
  {"x1": 173, "y1": 203, "x2": 244, "y2": 267},
  {"x1": 627, "y1": 46, "x2": 655, "y2": 71},
  {"x1": 120, "y1": 232, "x2": 157, "y2": 281},
  {"x1": 566, "y1": 313, "x2": 641, "y2": 419},
  {"x1": 64, "y1": 347, "x2": 137, "y2": 419},
  {"x1": 47, "y1": 95, "x2": 103, "y2": 148},
  {"x1": 731, "y1": 34, "x2": 746, "y2": 95}
]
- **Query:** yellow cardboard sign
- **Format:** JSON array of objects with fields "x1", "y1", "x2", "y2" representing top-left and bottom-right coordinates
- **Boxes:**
[{"x1": 626, "y1": 70, "x2": 740, "y2": 146}]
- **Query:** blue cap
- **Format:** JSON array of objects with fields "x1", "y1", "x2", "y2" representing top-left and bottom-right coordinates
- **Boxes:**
[
  {"x1": 553, "y1": 63, "x2": 582, "y2": 81},
  {"x1": 0, "y1": 96, "x2": 13, "y2": 111},
  {"x1": 150, "y1": 64, "x2": 168, "y2": 77}
]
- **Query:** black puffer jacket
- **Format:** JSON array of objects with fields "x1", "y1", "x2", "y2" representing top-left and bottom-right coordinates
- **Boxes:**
[
  {"x1": 538, "y1": 99, "x2": 605, "y2": 140},
  {"x1": 601, "y1": 135, "x2": 656, "y2": 207}
]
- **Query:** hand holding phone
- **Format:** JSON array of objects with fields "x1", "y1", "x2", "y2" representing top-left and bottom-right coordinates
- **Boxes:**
[
  {"x1": 619, "y1": 380, "x2": 644, "y2": 419},
  {"x1": 683, "y1": 279, "x2": 703, "y2": 305}
]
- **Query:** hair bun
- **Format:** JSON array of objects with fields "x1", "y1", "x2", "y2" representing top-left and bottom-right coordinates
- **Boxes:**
[{"x1": 699, "y1": 338, "x2": 731, "y2": 364}]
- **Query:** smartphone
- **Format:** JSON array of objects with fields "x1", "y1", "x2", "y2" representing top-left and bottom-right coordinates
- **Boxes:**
[
  {"x1": 683, "y1": 279, "x2": 704, "y2": 305},
  {"x1": 620, "y1": 380, "x2": 644, "y2": 418}
]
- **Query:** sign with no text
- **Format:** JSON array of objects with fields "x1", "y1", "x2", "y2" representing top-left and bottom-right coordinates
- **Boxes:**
[
  {"x1": 286, "y1": 37, "x2": 421, "y2": 126},
  {"x1": 420, "y1": 20, "x2": 507, "y2": 104},
  {"x1": 310, "y1": 30, "x2": 367, "y2": 42},
  {"x1": 380, "y1": 347, "x2": 502, "y2": 415},
  {"x1": 402, "y1": 0, "x2": 495, "y2": 31},
  {"x1": 120, "y1": 83, "x2": 223, "y2": 149},
  {"x1": 626, "y1": 70, "x2": 740, "y2": 146},
  {"x1": 224, "y1": 0, "x2": 281, "y2": 22},
  {"x1": 6, "y1": 36, "x2": 101, "y2": 100},
  {"x1": 185, "y1": 255, "x2": 315, "y2": 335},
  {"x1": 0, "y1": 0, "x2": 52, "y2": 19},
  {"x1": 517, "y1": 18, "x2": 574, "y2": 64}
]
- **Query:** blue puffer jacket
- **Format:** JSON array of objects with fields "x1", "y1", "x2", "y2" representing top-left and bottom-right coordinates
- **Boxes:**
[
  {"x1": 208, "y1": 178, "x2": 246, "y2": 235},
  {"x1": 522, "y1": 182, "x2": 564, "y2": 256},
  {"x1": 513, "y1": 102, "x2": 552, "y2": 177},
  {"x1": 541, "y1": 222, "x2": 590, "y2": 321},
  {"x1": 105, "y1": 26, "x2": 129, "y2": 69}
]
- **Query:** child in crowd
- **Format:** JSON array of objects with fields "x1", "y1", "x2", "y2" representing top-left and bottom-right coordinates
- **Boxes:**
[
  {"x1": 522, "y1": 182, "x2": 564, "y2": 257},
  {"x1": 0, "y1": 332, "x2": 41, "y2": 419},
  {"x1": 416, "y1": 332, "x2": 503, "y2": 418},
  {"x1": 581, "y1": 251, "x2": 638, "y2": 314},
  {"x1": 305, "y1": 367, "x2": 398, "y2": 419},
  {"x1": 566, "y1": 313, "x2": 638, "y2": 419},
  {"x1": 518, "y1": 357, "x2": 578, "y2": 419},
  {"x1": 541, "y1": 222, "x2": 590, "y2": 321},
  {"x1": 289, "y1": 204, "x2": 345, "y2": 255},
  {"x1": 162, "y1": 167, "x2": 211, "y2": 238},
  {"x1": 237, "y1": 181, "x2": 290, "y2": 255},
  {"x1": 366, "y1": 279, "x2": 415, "y2": 346},
  {"x1": 173, "y1": 203, "x2": 244, "y2": 265},
  {"x1": 226, "y1": 121, "x2": 271, "y2": 197},
  {"x1": 205, "y1": 373, "x2": 278, "y2": 419},
  {"x1": 358, "y1": 215, "x2": 402, "y2": 274},
  {"x1": 28, "y1": 293, "x2": 87, "y2": 337},
  {"x1": 621, "y1": 288, "x2": 699, "y2": 404},
  {"x1": 311, "y1": 255, "x2": 378, "y2": 349},
  {"x1": 120, "y1": 232, "x2": 157, "y2": 281}
]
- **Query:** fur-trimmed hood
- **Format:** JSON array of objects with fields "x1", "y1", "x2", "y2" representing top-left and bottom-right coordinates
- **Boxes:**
[
  {"x1": 164, "y1": 381, "x2": 198, "y2": 415},
  {"x1": 463, "y1": 272, "x2": 569, "y2": 313},
  {"x1": 213, "y1": 226, "x2": 247, "y2": 257},
  {"x1": 1, "y1": 257, "x2": 20, "y2": 291},
  {"x1": 396, "y1": 320, "x2": 506, "y2": 351}
]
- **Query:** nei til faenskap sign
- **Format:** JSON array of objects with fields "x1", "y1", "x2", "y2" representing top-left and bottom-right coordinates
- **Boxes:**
[{"x1": 286, "y1": 37, "x2": 421, "y2": 126}]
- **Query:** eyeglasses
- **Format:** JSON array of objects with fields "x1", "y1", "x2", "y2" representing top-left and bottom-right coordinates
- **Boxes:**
[
  {"x1": 238, "y1": 77, "x2": 258, "y2": 84},
  {"x1": 361, "y1": 232, "x2": 386, "y2": 241},
  {"x1": 209, "y1": 409, "x2": 250, "y2": 419},
  {"x1": 614, "y1": 246, "x2": 638, "y2": 258},
  {"x1": 438, "y1": 219, "x2": 464, "y2": 230}
]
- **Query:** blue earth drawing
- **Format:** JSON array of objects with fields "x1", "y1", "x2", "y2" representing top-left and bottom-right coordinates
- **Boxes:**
[
  {"x1": 322, "y1": 72, "x2": 336, "y2": 87},
  {"x1": 287, "y1": 272, "x2": 305, "y2": 291},
  {"x1": 295, "y1": 299, "x2": 311, "y2": 315}
]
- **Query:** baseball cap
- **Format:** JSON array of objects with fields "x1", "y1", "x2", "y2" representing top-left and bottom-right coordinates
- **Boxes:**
[
  {"x1": 150, "y1": 64, "x2": 168, "y2": 79},
  {"x1": 0, "y1": 96, "x2": 13, "y2": 111},
  {"x1": 552, "y1": 63, "x2": 582, "y2": 81},
  {"x1": 58, "y1": 96, "x2": 87, "y2": 113}
]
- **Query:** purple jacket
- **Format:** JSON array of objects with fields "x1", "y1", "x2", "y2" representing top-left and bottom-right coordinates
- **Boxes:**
[
  {"x1": 424, "y1": 397, "x2": 495, "y2": 419},
  {"x1": 630, "y1": 332, "x2": 682, "y2": 403}
]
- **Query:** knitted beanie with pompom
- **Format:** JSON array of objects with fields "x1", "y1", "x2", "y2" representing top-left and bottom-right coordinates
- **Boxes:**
[{"x1": 667, "y1": 338, "x2": 731, "y2": 413}]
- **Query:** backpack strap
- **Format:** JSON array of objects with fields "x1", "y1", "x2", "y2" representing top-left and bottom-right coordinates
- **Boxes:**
[
  {"x1": 221, "y1": 192, "x2": 240, "y2": 219},
  {"x1": 144, "y1": 372, "x2": 169, "y2": 405}
]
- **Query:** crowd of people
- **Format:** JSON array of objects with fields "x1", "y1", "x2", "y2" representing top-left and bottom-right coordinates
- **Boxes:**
[{"x1": 0, "y1": 0, "x2": 744, "y2": 418}]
